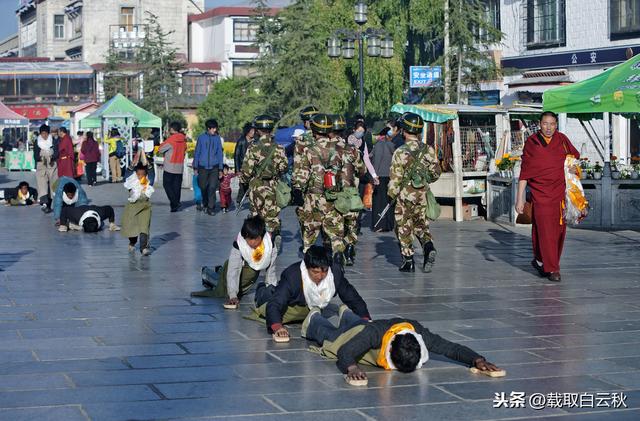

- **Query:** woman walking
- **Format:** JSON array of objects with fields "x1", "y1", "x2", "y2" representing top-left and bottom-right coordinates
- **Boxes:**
[{"x1": 81, "y1": 132, "x2": 100, "y2": 186}]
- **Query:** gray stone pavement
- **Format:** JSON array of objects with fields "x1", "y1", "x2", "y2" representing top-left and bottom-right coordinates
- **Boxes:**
[{"x1": 1, "y1": 168, "x2": 639, "y2": 421}]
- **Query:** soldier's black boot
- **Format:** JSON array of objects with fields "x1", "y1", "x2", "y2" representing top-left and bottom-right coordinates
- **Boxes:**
[
  {"x1": 344, "y1": 245, "x2": 355, "y2": 266},
  {"x1": 333, "y1": 252, "x2": 345, "y2": 267},
  {"x1": 399, "y1": 255, "x2": 415, "y2": 272},
  {"x1": 422, "y1": 241, "x2": 437, "y2": 273},
  {"x1": 272, "y1": 229, "x2": 282, "y2": 254}
]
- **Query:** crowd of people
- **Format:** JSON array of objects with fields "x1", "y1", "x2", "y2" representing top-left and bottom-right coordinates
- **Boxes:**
[{"x1": 3, "y1": 109, "x2": 581, "y2": 386}]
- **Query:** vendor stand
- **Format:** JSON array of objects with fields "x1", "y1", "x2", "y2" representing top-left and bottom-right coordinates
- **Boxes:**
[
  {"x1": 486, "y1": 105, "x2": 542, "y2": 225},
  {"x1": 391, "y1": 104, "x2": 507, "y2": 222},
  {"x1": 79, "y1": 94, "x2": 161, "y2": 181},
  {"x1": 0, "y1": 101, "x2": 31, "y2": 170}
]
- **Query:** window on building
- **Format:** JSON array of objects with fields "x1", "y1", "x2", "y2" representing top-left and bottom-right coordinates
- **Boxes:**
[
  {"x1": 54, "y1": 15, "x2": 65, "y2": 39},
  {"x1": 182, "y1": 74, "x2": 217, "y2": 96},
  {"x1": 477, "y1": 0, "x2": 501, "y2": 41},
  {"x1": 118, "y1": 49, "x2": 136, "y2": 61},
  {"x1": 526, "y1": 0, "x2": 566, "y2": 49},
  {"x1": 120, "y1": 7, "x2": 135, "y2": 31},
  {"x1": 611, "y1": 0, "x2": 640, "y2": 40},
  {"x1": 233, "y1": 19, "x2": 258, "y2": 43},
  {"x1": 232, "y1": 62, "x2": 258, "y2": 78}
]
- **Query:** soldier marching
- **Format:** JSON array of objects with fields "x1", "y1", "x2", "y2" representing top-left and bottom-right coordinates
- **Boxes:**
[{"x1": 239, "y1": 115, "x2": 289, "y2": 251}]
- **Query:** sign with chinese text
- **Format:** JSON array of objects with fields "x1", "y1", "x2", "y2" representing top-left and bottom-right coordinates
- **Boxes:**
[{"x1": 410, "y1": 66, "x2": 442, "y2": 88}]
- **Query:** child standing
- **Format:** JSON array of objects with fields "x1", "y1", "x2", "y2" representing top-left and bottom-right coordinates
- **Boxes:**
[
  {"x1": 219, "y1": 164, "x2": 237, "y2": 213},
  {"x1": 121, "y1": 163, "x2": 154, "y2": 255}
]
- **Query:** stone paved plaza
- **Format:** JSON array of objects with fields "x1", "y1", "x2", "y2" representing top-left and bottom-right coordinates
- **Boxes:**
[{"x1": 1, "y1": 169, "x2": 640, "y2": 421}]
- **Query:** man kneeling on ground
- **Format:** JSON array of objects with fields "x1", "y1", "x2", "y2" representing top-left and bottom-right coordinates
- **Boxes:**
[
  {"x1": 3, "y1": 181, "x2": 38, "y2": 206},
  {"x1": 264, "y1": 245, "x2": 370, "y2": 343},
  {"x1": 59, "y1": 205, "x2": 121, "y2": 233},
  {"x1": 192, "y1": 215, "x2": 278, "y2": 310},
  {"x1": 302, "y1": 307, "x2": 503, "y2": 386},
  {"x1": 53, "y1": 176, "x2": 89, "y2": 224}
]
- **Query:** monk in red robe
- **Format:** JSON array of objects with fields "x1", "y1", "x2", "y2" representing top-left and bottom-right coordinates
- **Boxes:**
[
  {"x1": 516, "y1": 112, "x2": 579, "y2": 282},
  {"x1": 57, "y1": 127, "x2": 76, "y2": 178}
]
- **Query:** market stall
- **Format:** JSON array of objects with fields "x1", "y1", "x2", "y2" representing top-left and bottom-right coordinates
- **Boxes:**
[
  {"x1": 79, "y1": 94, "x2": 161, "y2": 181},
  {"x1": 0, "y1": 101, "x2": 31, "y2": 170},
  {"x1": 542, "y1": 53, "x2": 640, "y2": 229},
  {"x1": 486, "y1": 106, "x2": 542, "y2": 225},
  {"x1": 391, "y1": 103, "x2": 507, "y2": 221}
]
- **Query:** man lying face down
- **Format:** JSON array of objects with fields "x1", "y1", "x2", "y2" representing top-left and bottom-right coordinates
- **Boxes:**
[
  {"x1": 302, "y1": 307, "x2": 503, "y2": 386},
  {"x1": 58, "y1": 205, "x2": 121, "y2": 233},
  {"x1": 264, "y1": 245, "x2": 370, "y2": 343}
]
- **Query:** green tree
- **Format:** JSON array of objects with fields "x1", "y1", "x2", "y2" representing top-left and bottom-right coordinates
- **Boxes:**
[
  {"x1": 136, "y1": 12, "x2": 183, "y2": 115},
  {"x1": 251, "y1": 0, "x2": 420, "y2": 119},
  {"x1": 102, "y1": 48, "x2": 135, "y2": 101},
  {"x1": 195, "y1": 78, "x2": 264, "y2": 137}
]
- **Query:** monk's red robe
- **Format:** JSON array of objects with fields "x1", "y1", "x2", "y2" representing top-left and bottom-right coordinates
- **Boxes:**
[
  {"x1": 519, "y1": 131, "x2": 579, "y2": 273},
  {"x1": 57, "y1": 134, "x2": 76, "y2": 178}
]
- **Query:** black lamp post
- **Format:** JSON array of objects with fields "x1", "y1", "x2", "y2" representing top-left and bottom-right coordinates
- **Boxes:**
[{"x1": 327, "y1": 0, "x2": 393, "y2": 116}]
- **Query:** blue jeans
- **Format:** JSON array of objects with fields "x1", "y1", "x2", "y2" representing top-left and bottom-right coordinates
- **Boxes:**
[{"x1": 306, "y1": 308, "x2": 367, "y2": 345}]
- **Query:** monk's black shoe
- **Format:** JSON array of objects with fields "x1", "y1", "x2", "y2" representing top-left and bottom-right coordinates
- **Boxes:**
[{"x1": 531, "y1": 260, "x2": 549, "y2": 277}]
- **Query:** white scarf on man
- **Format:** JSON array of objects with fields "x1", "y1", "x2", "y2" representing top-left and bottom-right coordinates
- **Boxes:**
[
  {"x1": 236, "y1": 232, "x2": 273, "y2": 271},
  {"x1": 37, "y1": 135, "x2": 53, "y2": 151},
  {"x1": 300, "y1": 260, "x2": 335, "y2": 309},
  {"x1": 124, "y1": 174, "x2": 154, "y2": 203},
  {"x1": 62, "y1": 190, "x2": 78, "y2": 205}
]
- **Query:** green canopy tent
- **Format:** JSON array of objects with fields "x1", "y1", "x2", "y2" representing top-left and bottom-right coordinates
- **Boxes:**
[
  {"x1": 543, "y1": 55, "x2": 640, "y2": 229},
  {"x1": 79, "y1": 94, "x2": 161, "y2": 180},
  {"x1": 543, "y1": 53, "x2": 640, "y2": 162},
  {"x1": 79, "y1": 93, "x2": 161, "y2": 129},
  {"x1": 543, "y1": 53, "x2": 640, "y2": 115}
]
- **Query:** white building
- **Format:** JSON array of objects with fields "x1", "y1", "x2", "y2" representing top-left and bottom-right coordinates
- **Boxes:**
[
  {"x1": 16, "y1": 0, "x2": 204, "y2": 65},
  {"x1": 188, "y1": 6, "x2": 281, "y2": 80},
  {"x1": 479, "y1": 0, "x2": 640, "y2": 162}
]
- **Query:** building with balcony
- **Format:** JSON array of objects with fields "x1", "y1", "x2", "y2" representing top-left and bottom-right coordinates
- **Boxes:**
[
  {"x1": 188, "y1": 6, "x2": 282, "y2": 80},
  {"x1": 16, "y1": 0, "x2": 205, "y2": 64},
  {"x1": 469, "y1": 0, "x2": 640, "y2": 162}
]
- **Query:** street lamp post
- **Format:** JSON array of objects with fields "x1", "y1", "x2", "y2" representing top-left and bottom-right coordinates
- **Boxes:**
[{"x1": 327, "y1": 1, "x2": 393, "y2": 116}]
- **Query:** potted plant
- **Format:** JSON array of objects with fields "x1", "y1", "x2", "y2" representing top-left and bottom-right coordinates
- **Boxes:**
[
  {"x1": 593, "y1": 161, "x2": 603, "y2": 180},
  {"x1": 620, "y1": 164, "x2": 631, "y2": 180},
  {"x1": 631, "y1": 157, "x2": 640, "y2": 180},
  {"x1": 610, "y1": 155, "x2": 621, "y2": 179},
  {"x1": 579, "y1": 158, "x2": 590, "y2": 180}
]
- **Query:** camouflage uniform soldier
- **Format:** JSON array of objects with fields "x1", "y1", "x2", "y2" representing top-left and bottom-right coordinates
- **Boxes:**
[
  {"x1": 330, "y1": 115, "x2": 365, "y2": 266},
  {"x1": 292, "y1": 113, "x2": 347, "y2": 264},
  {"x1": 293, "y1": 105, "x2": 320, "y2": 241},
  {"x1": 240, "y1": 115, "x2": 289, "y2": 249},
  {"x1": 388, "y1": 112, "x2": 442, "y2": 273}
]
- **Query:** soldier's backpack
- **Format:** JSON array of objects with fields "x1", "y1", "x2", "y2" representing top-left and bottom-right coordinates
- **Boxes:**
[
  {"x1": 400, "y1": 145, "x2": 441, "y2": 221},
  {"x1": 252, "y1": 143, "x2": 291, "y2": 209},
  {"x1": 334, "y1": 186, "x2": 364, "y2": 215}
]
